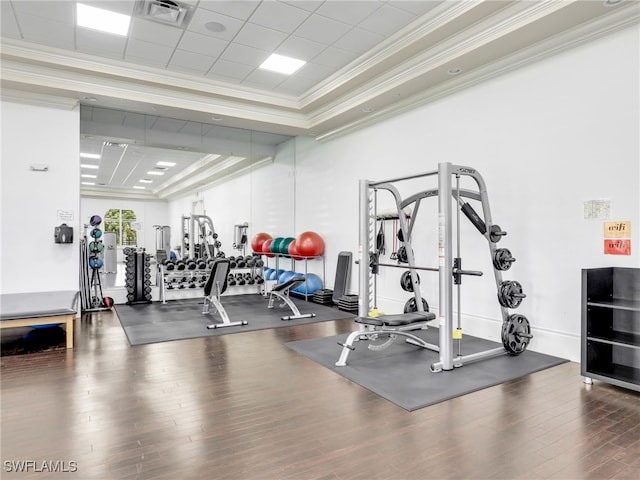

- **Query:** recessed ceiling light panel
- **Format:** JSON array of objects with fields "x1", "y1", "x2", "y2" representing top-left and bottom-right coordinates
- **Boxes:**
[
  {"x1": 259, "y1": 54, "x2": 306, "y2": 75},
  {"x1": 77, "y1": 3, "x2": 131, "y2": 36}
]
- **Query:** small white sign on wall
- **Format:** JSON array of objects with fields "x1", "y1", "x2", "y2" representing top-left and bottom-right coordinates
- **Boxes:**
[
  {"x1": 57, "y1": 210, "x2": 74, "y2": 222},
  {"x1": 131, "y1": 221, "x2": 143, "y2": 231},
  {"x1": 583, "y1": 200, "x2": 610, "y2": 220}
]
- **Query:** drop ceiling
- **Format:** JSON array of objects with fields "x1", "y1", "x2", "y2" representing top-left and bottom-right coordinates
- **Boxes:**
[{"x1": 1, "y1": 0, "x2": 638, "y2": 199}]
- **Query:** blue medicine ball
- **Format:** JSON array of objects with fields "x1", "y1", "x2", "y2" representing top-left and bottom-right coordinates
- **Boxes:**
[
  {"x1": 90, "y1": 228, "x2": 102, "y2": 239},
  {"x1": 89, "y1": 257, "x2": 103, "y2": 269}
]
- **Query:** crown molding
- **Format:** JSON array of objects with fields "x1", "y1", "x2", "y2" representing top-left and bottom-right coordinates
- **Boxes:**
[
  {"x1": 315, "y1": 3, "x2": 640, "y2": 142},
  {"x1": 0, "y1": 87, "x2": 79, "y2": 110}
]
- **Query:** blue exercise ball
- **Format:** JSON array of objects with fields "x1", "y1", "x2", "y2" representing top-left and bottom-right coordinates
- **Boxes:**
[
  {"x1": 267, "y1": 269, "x2": 284, "y2": 281},
  {"x1": 293, "y1": 273, "x2": 323, "y2": 295},
  {"x1": 264, "y1": 268, "x2": 274, "y2": 280},
  {"x1": 278, "y1": 270, "x2": 296, "y2": 284}
]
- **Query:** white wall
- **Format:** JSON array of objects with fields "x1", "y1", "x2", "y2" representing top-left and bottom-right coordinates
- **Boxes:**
[
  {"x1": 1, "y1": 100, "x2": 80, "y2": 294},
  {"x1": 169, "y1": 26, "x2": 639, "y2": 361}
]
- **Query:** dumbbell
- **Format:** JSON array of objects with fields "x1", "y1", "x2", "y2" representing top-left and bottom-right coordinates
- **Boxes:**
[
  {"x1": 175, "y1": 260, "x2": 186, "y2": 270},
  {"x1": 187, "y1": 260, "x2": 197, "y2": 270},
  {"x1": 254, "y1": 275, "x2": 264, "y2": 284},
  {"x1": 245, "y1": 273, "x2": 255, "y2": 285},
  {"x1": 227, "y1": 274, "x2": 236, "y2": 286},
  {"x1": 235, "y1": 273, "x2": 246, "y2": 285}
]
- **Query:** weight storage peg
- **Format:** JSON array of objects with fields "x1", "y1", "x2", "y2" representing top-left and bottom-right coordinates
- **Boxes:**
[{"x1": 489, "y1": 225, "x2": 507, "y2": 243}]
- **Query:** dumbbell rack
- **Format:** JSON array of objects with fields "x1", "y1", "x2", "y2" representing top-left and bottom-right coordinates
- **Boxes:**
[
  {"x1": 159, "y1": 256, "x2": 264, "y2": 304},
  {"x1": 124, "y1": 247, "x2": 152, "y2": 304}
]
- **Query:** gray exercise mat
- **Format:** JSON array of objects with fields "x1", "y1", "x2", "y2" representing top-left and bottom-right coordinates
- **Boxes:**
[
  {"x1": 286, "y1": 327, "x2": 568, "y2": 411},
  {"x1": 115, "y1": 294, "x2": 351, "y2": 346}
]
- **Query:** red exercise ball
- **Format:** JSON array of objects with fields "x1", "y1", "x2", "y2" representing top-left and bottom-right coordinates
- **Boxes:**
[
  {"x1": 251, "y1": 232, "x2": 272, "y2": 253},
  {"x1": 296, "y1": 231, "x2": 324, "y2": 257},
  {"x1": 262, "y1": 238, "x2": 275, "y2": 258},
  {"x1": 288, "y1": 239, "x2": 303, "y2": 260}
]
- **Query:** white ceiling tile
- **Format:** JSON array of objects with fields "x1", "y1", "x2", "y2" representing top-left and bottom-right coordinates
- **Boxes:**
[
  {"x1": 315, "y1": 1, "x2": 383, "y2": 26},
  {"x1": 125, "y1": 38, "x2": 174, "y2": 66},
  {"x1": 151, "y1": 117, "x2": 189, "y2": 132},
  {"x1": 168, "y1": 49, "x2": 215, "y2": 74},
  {"x1": 333, "y1": 27, "x2": 384, "y2": 55},
  {"x1": 129, "y1": 17, "x2": 184, "y2": 48},
  {"x1": 311, "y1": 45, "x2": 358, "y2": 69},
  {"x1": 293, "y1": 62, "x2": 335, "y2": 82},
  {"x1": 76, "y1": 28, "x2": 128, "y2": 59},
  {"x1": 208, "y1": 58, "x2": 254, "y2": 81},
  {"x1": 187, "y1": 8, "x2": 244, "y2": 42},
  {"x1": 357, "y1": 3, "x2": 416, "y2": 37},
  {"x1": 121, "y1": 112, "x2": 147, "y2": 130},
  {"x1": 1, "y1": 3, "x2": 20, "y2": 36},
  {"x1": 178, "y1": 31, "x2": 227, "y2": 58},
  {"x1": 293, "y1": 13, "x2": 352, "y2": 45},
  {"x1": 11, "y1": 1, "x2": 74, "y2": 25},
  {"x1": 390, "y1": 0, "x2": 443, "y2": 17},
  {"x1": 197, "y1": 0, "x2": 260, "y2": 21},
  {"x1": 235, "y1": 22, "x2": 287, "y2": 52},
  {"x1": 248, "y1": 1, "x2": 311, "y2": 34},
  {"x1": 275, "y1": 75, "x2": 317, "y2": 95},
  {"x1": 91, "y1": 108, "x2": 127, "y2": 125},
  {"x1": 220, "y1": 43, "x2": 269, "y2": 68},
  {"x1": 280, "y1": 1, "x2": 323, "y2": 13},
  {"x1": 276, "y1": 35, "x2": 326, "y2": 61},
  {"x1": 242, "y1": 68, "x2": 286, "y2": 90},
  {"x1": 8, "y1": 12, "x2": 75, "y2": 50}
]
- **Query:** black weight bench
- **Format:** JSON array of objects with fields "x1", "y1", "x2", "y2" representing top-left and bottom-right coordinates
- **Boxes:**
[
  {"x1": 335, "y1": 311, "x2": 438, "y2": 366},
  {"x1": 203, "y1": 258, "x2": 247, "y2": 329},
  {"x1": 268, "y1": 276, "x2": 316, "y2": 321}
]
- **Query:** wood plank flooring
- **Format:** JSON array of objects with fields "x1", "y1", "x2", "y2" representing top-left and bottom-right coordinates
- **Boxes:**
[{"x1": 1, "y1": 310, "x2": 639, "y2": 479}]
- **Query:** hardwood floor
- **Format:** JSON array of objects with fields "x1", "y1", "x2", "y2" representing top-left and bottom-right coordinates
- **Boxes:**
[{"x1": 1, "y1": 310, "x2": 639, "y2": 479}]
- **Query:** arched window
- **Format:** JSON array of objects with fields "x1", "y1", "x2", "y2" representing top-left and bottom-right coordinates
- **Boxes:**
[{"x1": 104, "y1": 209, "x2": 137, "y2": 246}]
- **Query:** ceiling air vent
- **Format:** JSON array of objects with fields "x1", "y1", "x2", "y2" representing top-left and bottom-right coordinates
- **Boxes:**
[{"x1": 135, "y1": 0, "x2": 194, "y2": 28}]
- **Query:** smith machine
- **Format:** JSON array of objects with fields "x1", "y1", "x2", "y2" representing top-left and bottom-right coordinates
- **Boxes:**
[{"x1": 336, "y1": 162, "x2": 532, "y2": 372}]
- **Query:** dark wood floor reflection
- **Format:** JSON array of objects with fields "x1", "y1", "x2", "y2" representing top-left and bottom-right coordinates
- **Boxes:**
[{"x1": 1, "y1": 310, "x2": 639, "y2": 480}]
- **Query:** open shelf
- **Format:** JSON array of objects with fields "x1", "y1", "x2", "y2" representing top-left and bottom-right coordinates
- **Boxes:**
[{"x1": 581, "y1": 267, "x2": 640, "y2": 392}]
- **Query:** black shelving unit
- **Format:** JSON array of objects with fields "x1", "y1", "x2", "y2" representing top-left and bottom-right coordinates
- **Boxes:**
[{"x1": 581, "y1": 267, "x2": 640, "y2": 392}]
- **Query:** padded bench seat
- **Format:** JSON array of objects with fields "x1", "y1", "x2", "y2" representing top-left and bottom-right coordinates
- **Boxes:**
[
  {"x1": 356, "y1": 311, "x2": 436, "y2": 327},
  {"x1": 0, "y1": 290, "x2": 79, "y2": 349}
]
